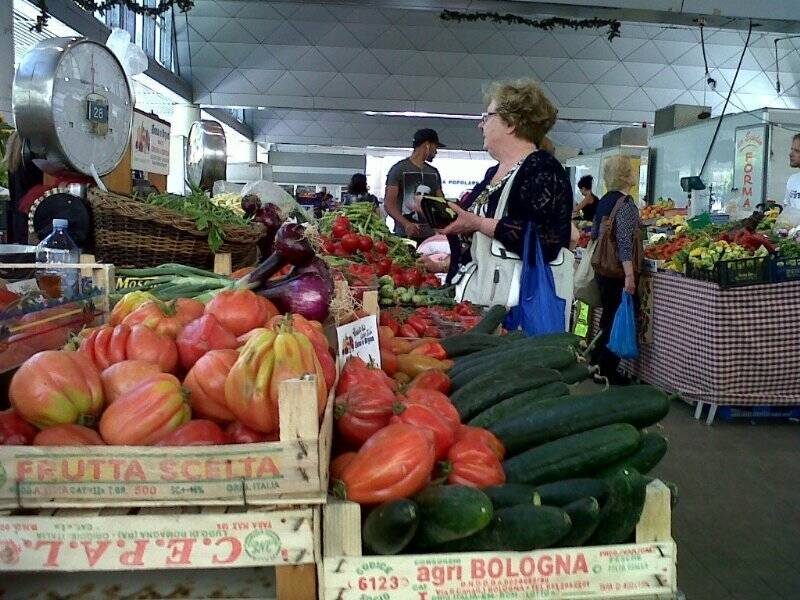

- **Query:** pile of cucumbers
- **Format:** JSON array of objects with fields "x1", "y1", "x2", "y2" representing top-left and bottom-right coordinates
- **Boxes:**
[{"x1": 361, "y1": 305, "x2": 676, "y2": 555}]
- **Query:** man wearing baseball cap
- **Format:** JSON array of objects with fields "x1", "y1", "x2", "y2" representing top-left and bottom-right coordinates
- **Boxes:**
[{"x1": 384, "y1": 128, "x2": 446, "y2": 242}]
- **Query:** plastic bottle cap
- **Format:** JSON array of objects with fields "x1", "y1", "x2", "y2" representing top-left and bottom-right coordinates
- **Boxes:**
[{"x1": 52, "y1": 219, "x2": 68, "y2": 228}]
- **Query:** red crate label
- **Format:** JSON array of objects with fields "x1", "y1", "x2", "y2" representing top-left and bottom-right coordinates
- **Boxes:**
[{"x1": 324, "y1": 543, "x2": 676, "y2": 599}]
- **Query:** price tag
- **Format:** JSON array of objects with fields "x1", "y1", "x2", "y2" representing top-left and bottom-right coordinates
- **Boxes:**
[
  {"x1": 336, "y1": 315, "x2": 381, "y2": 368},
  {"x1": 86, "y1": 94, "x2": 109, "y2": 135}
]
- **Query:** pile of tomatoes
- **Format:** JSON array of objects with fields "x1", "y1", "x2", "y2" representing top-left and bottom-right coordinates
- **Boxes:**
[{"x1": 380, "y1": 303, "x2": 480, "y2": 339}]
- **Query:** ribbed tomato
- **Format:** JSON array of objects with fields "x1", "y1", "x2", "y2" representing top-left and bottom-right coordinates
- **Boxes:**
[
  {"x1": 225, "y1": 421, "x2": 271, "y2": 444},
  {"x1": 155, "y1": 420, "x2": 230, "y2": 446},
  {"x1": 183, "y1": 349, "x2": 238, "y2": 422},
  {"x1": 330, "y1": 452, "x2": 357, "y2": 481},
  {"x1": 443, "y1": 438, "x2": 505, "y2": 487},
  {"x1": 122, "y1": 298, "x2": 204, "y2": 338},
  {"x1": 225, "y1": 330, "x2": 278, "y2": 433},
  {"x1": 176, "y1": 314, "x2": 238, "y2": 370},
  {"x1": 0, "y1": 409, "x2": 37, "y2": 445},
  {"x1": 10, "y1": 351, "x2": 104, "y2": 429},
  {"x1": 406, "y1": 370, "x2": 452, "y2": 395},
  {"x1": 34, "y1": 424, "x2": 105, "y2": 446},
  {"x1": 109, "y1": 291, "x2": 157, "y2": 326},
  {"x1": 391, "y1": 401, "x2": 455, "y2": 461},
  {"x1": 268, "y1": 314, "x2": 335, "y2": 389},
  {"x1": 454, "y1": 425, "x2": 505, "y2": 460},
  {"x1": 401, "y1": 388, "x2": 460, "y2": 431},
  {"x1": 336, "y1": 357, "x2": 396, "y2": 395},
  {"x1": 337, "y1": 423, "x2": 435, "y2": 504},
  {"x1": 99, "y1": 373, "x2": 190, "y2": 445},
  {"x1": 125, "y1": 325, "x2": 179, "y2": 373},
  {"x1": 334, "y1": 383, "x2": 396, "y2": 449},
  {"x1": 101, "y1": 360, "x2": 162, "y2": 404},
  {"x1": 205, "y1": 289, "x2": 279, "y2": 336}
]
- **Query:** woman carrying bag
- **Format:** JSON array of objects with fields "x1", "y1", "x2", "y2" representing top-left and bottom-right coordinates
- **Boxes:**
[
  {"x1": 441, "y1": 79, "x2": 573, "y2": 330},
  {"x1": 590, "y1": 155, "x2": 643, "y2": 383}
]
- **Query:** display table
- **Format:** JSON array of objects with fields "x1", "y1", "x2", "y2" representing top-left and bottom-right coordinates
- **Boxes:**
[{"x1": 594, "y1": 271, "x2": 800, "y2": 424}]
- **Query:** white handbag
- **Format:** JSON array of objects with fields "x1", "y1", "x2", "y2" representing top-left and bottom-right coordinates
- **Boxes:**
[
  {"x1": 453, "y1": 165, "x2": 523, "y2": 307},
  {"x1": 574, "y1": 239, "x2": 601, "y2": 306}
]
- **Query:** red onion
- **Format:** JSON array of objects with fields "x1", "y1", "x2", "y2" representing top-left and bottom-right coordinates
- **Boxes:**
[{"x1": 257, "y1": 272, "x2": 332, "y2": 322}]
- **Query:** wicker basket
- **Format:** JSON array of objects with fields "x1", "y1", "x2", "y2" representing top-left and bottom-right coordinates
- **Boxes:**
[{"x1": 88, "y1": 188, "x2": 264, "y2": 270}]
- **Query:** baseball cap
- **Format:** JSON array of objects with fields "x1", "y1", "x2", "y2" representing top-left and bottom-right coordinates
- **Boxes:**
[{"x1": 413, "y1": 128, "x2": 446, "y2": 148}]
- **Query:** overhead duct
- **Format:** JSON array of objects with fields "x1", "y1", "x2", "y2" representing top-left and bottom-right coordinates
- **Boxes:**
[
  {"x1": 602, "y1": 127, "x2": 650, "y2": 149},
  {"x1": 654, "y1": 104, "x2": 712, "y2": 136}
]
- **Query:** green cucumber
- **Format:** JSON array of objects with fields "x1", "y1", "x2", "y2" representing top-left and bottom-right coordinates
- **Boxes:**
[
  {"x1": 598, "y1": 431, "x2": 668, "y2": 477},
  {"x1": 560, "y1": 363, "x2": 593, "y2": 384},
  {"x1": 503, "y1": 424, "x2": 641, "y2": 485},
  {"x1": 412, "y1": 485, "x2": 493, "y2": 548},
  {"x1": 471, "y1": 305, "x2": 507, "y2": 334},
  {"x1": 439, "y1": 333, "x2": 508, "y2": 358},
  {"x1": 556, "y1": 497, "x2": 602, "y2": 547},
  {"x1": 589, "y1": 467, "x2": 648, "y2": 545},
  {"x1": 451, "y1": 367, "x2": 562, "y2": 421},
  {"x1": 362, "y1": 500, "x2": 419, "y2": 555},
  {"x1": 536, "y1": 478, "x2": 609, "y2": 506},
  {"x1": 491, "y1": 386, "x2": 669, "y2": 456},
  {"x1": 482, "y1": 483, "x2": 541, "y2": 509},
  {"x1": 434, "y1": 505, "x2": 571, "y2": 552},
  {"x1": 450, "y1": 342, "x2": 576, "y2": 379},
  {"x1": 467, "y1": 382, "x2": 570, "y2": 428}
]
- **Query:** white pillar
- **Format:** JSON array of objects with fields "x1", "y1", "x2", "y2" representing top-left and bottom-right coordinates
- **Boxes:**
[
  {"x1": 245, "y1": 140, "x2": 258, "y2": 162},
  {"x1": 167, "y1": 103, "x2": 200, "y2": 194},
  {"x1": 0, "y1": 1, "x2": 14, "y2": 124}
]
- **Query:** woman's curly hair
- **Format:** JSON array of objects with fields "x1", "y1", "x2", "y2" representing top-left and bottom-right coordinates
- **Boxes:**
[{"x1": 485, "y1": 79, "x2": 558, "y2": 146}]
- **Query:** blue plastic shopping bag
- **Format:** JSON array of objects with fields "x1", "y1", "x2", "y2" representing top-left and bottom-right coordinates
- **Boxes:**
[
  {"x1": 504, "y1": 224, "x2": 565, "y2": 335},
  {"x1": 607, "y1": 291, "x2": 639, "y2": 359}
]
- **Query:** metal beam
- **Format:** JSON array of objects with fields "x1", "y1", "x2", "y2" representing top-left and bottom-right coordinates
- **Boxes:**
[
  {"x1": 203, "y1": 107, "x2": 253, "y2": 140},
  {"x1": 35, "y1": 0, "x2": 195, "y2": 99}
]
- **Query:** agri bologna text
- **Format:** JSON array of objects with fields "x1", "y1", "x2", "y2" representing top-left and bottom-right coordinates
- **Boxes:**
[
  {"x1": 13, "y1": 456, "x2": 281, "y2": 482},
  {"x1": 416, "y1": 554, "x2": 590, "y2": 585}
]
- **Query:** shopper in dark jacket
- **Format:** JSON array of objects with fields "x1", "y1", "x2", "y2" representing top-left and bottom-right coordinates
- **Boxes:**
[
  {"x1": 4, "y1": 131, "x2": 42, "y2": 243},
  {"x1": 591, "y1": 155, "x2": 641, "y2": 383}
]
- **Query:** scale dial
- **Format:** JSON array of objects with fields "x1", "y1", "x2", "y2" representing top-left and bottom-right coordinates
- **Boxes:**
[
  {"x1": 186, "y1": 120, "x2": 227, "y2": 190},
  {"x1": 13, "y1": 37, "x2": 133, "y2": 176}
]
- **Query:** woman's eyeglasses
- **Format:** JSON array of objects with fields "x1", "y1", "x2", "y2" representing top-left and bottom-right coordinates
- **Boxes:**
[{"x1": 480, "y1": 111, "x2": 498, "y2": 124}]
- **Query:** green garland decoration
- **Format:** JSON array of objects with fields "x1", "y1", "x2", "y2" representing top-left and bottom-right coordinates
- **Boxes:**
[
  {"x1": 31, "y1": 0, "x2": 194, "y2": 32},
  {"x1": 440, "y1": 10, "x2": 622, "y2": 42}
]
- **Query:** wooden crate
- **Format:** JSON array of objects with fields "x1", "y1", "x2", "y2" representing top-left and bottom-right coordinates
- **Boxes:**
[
  {"x1": 0, "y1": 503, "x2": 320, "y2": 600},
  {"x1": 0, "y1": 377, "x2": 334, "y2": 509},
  {"x1": 322, "y1": 480, "x2": 677, "y2": 600},
  {"x1": 0, "y1": 262, "x2": 113, "y2": 374}
]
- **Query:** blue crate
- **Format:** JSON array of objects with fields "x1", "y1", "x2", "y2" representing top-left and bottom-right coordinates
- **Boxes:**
[
  {"x1": 717, "y1": 405, "x2": 800, "y2": 421},
  {"x1": 771, "y1": 256, "x2": 800, "y2": 283}
]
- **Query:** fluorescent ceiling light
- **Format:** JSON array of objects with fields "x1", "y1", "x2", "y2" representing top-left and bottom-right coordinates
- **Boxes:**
[{"x1": 363, "y1": 111, "x2": 481, "y2": 120}]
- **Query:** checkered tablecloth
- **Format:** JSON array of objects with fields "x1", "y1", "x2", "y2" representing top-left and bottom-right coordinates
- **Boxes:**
[{"x1": 592, "y1": 272, "x2": 800, "y2": 407}]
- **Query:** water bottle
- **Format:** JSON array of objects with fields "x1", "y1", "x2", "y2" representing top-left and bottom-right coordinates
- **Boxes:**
[{"x1": 35, "y1": 219, "x2": 81, "y2": 299}]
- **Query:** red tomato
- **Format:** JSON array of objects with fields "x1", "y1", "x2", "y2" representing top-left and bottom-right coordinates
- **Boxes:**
[
  {"x1": 374, "y1": 241, "x2": 389, "y2": 255},
  {"x1": 375, "y1": 257, "x2": 393, "y2": 277},
  {"x1": 330, "y1": 452, "x2": 357, "y2": 481},
  {"x1": 334, "y1": 383, "x2": 396, "y2": 449},
  {"x1": 334, "y1": 215, "x2": 351, "y2": 229},
  {"x1": 156, "y1": 420, "x2": 230, "y2": 446},
  {"x1": 409, "y1": 341, "x2": 448, "y2": 360},
  {"x1": 405, "y1": 315, "x2": 429, "y2": 336},
  {"x1": 406, "y1": 370, "x2": 452, "y2": 395},
  {"x1": 101, "y1": 360, "x2": 162, "y2": 404},
  {"x1": 399, "y1": 324, "x2": 419, "y2": 338},
  {"x1": 126, "y1": 325, "x2": 179, "y2": 373},
  {"x1": 404, "y1": 269, "x2": 423, "y2": 288},
  {"x1": 358, "y1": 235, "x2": 374, "y2": 252},
  {"x1": 332, "y1": 223, "x2": 349, "y2": 239},
  {"x1": 340, "y1": 233, "x2": 361, "y2": 254},
  {"x1": 444, "y1": 438, "x2": 506, "y2": 487},
  {"x1": 379, "y1": 349, "x2": 398, "y2": 375},
  {"x1": 183, "y1": 349, "x2": 238, "y2": 423},
  {"x1": 176, "y1": 314, "x2": 238, "y2": 370},
  {"x1": 423, "y1": 326, "x2": 441, "y2": 338},
  {"x1": 336, "y1": 357, "x2": 397, "y2": 395},
  {"x1": 391, "y1": 401, "x2": 455, "y2": 460},
  {"x1": 34, "y1": 424, "x2": 105, "y2": 446},
  {"x1": 226, "y1": 421, "x2": 270, "y2": 444},
  {"x1": 454, "y1": 425, "x2": 505, "y2": 460},
  {"x1": 338, "y1": 423, "x2": 435, "y2": 504},
  {"x1": 402, "y1": 388, "x2": 460, "y2": 430},
  {"x1": 0, "y1": 409, "x2": 37, "y2": 445},
  {"x1": 205, "y1": 289, "x2": 279, "y2": 337},
  {"x1": 322, "y1": 240, "x2": 336, "y2": 254},
  {"x1": 122, "y1": 298, "x2": 204, "y2": 339}
]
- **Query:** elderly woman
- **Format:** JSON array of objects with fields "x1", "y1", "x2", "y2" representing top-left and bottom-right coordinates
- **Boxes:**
[
  {"x1": 591, "y1": 155, "x2": 642, "y2": 383},
  {"x1": 442, "y1": 80, "x2": 573, "y2": 309}
]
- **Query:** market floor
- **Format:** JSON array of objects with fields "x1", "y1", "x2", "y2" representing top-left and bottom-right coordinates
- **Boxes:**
[{"x1": 652, "y1": 400, "x2": 800, "y2": 600}]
